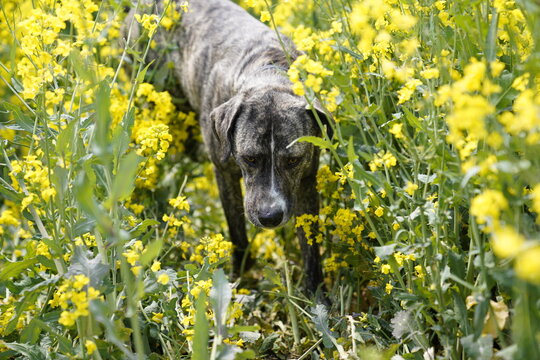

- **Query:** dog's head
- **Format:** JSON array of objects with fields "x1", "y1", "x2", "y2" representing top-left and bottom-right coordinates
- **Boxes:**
[{"x1": 210, "y1": 88, "x2": 331, "y2": 228}]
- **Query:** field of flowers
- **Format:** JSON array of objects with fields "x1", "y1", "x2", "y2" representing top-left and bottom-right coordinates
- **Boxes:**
[{"x1": 1, "y1": 0, "x2": 540, "y2": 359}]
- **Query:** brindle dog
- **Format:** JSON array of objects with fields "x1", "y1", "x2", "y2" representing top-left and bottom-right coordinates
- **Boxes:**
[{"x1": 163, "y1": 0, "x2": 330, "y2": 294}]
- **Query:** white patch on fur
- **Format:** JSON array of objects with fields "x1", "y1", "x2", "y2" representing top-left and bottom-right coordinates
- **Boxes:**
[{"x1": 269, "y1": 122, "x2": 287, "y2": 215}]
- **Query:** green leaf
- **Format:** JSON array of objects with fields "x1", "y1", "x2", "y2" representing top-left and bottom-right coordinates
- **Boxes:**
[
  {"x1": 29, "y1": 318, "x2": 73, "y2": 353},
  {"x1": 74, "y1": 170, "x2": 111, "y2": 231},
  {"x1": 210, "y1": 269, "x2": 232, "y2": 338},
  {"x1": 129, "y1": 219, "x2": 159, "y2": 238},
  {"x1": 89, "y1": 301, "x2": 135, "y2": 358},
  {"x1": 69, "y1": 49, "x2": 94, "y2": 83},
  {"x1": 0, "y1": 180, "x2": 22, "y2": 202},
  {"x1": 311, "y1": 305, "x2": 347, "y2": 358},
  {"x1": 486, "y1": 9, "x2": 499, "y2": 62},
  {"x1": 92, "y1": 81, "x2": 113, "y2": 157},
  {"x1": 192, "y1": 292, "x2": 209, "y2": 360},
  {"x1": 110, "y1": 152, "x2": 141, "y2": 202},
  {"x1": 5, "y1": 291, "x2": 38, "y2": 335},
  {"x1": 294, "y1": 135, "x2": 336, "y2": 150},
  {"x1": 139, "y1": 236, "x2": 164, "y2": 266},
  {"x1": 259, "y1": 333, "x2": 279, "y2": 354},
  {"x1": 73, "y1": 218, "x2": 97, "y2": 237},
  {"x1": 335, "y1": 45, "x2": 364, "y2": 60},
  {"x1": 373, "y1": 244, "x2": 397, "y2": 259},
  {"x1": 20, "y1": 318, "x2": 42, "y2": 344},
  {"x1": 55, "y1": 119, "x2": 77, "y2": 157},
  {"x1": 0, "y1": 258, "x2": 37, "y2": 281},
  {"x1": 2, "y1": 103, "x2": 36, "y2": 133},
  {"x1": 347, "y1": 136, "x2": 358, "y2": 163},
  {"x1": 136, "y1": 60, "x2": 155, "y2": 83},
  {"x1": 234, "y1": 349, "x2": 256, "y2": 360},
  {"x1": 311, "y1": 304, "x2": 336, "y2": 348},
  {"x1": 66, "y1": 247, "x2": 109, "y2": 288},
  {"x1": 461, "y1": 334, "x2": 493, "y2": 360},
  {"x1": 2, "y1": 343, "x2": 47, "y2": 360},
  {"x1": 216, "y1": 344, "x2": 242, "y2": 360},
  {"x1": 263, "y1": 267, "x2": 282, "y2": 287},
  {"x1": 228, "y1": 325, "x2": 260, "y2": 335},
  {"x1": 403, "y1": 108, "x2": 425, "y2": 131}
]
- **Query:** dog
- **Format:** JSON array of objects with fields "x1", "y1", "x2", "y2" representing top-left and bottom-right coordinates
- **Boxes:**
[{"x1": 160, "y1": 0, "x2": 330, "y2": 294}]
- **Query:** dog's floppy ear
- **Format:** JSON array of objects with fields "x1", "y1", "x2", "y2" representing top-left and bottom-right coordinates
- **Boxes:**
[
  {"x1": 210, "y1": 95, "x2": 244, "y2": 162},
  {"x1": 307, "y1": 100, "x2": 333, "y2": 139}
]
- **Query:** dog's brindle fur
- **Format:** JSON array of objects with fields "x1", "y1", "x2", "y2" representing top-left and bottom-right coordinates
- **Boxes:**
[{"x1": 166, "y1": 0, "x2": 327, "y2": 293}]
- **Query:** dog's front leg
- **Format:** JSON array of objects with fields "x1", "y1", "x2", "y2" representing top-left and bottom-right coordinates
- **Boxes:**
[
  {"x1": 213, "y1": 166, "x2": 251, "y2": 275},
  {"x1": 295, "y1": 173, "x2": 325, "y2": 296}
]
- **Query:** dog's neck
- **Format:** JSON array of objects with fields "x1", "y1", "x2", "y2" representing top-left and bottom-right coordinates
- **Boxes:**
[
  {"x1": 234, "y1": 62, "x2": 294, "y2": 98},
  {"x1": 258, "y1": 64, "x2": 289, "y2": 73}
]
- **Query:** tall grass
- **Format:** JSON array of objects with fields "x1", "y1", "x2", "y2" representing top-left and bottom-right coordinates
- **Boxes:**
[{"x1": 1, "y1": 0, "x2": 540, "y2": 359}]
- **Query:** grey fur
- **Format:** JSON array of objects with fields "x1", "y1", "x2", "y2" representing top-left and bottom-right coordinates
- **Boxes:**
[{"x1": 163, "y1": 0, "x2": 327, "y2": 294}]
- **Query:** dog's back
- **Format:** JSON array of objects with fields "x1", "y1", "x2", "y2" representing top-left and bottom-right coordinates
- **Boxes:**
[{"x1": 170, "y1": 0, "x2": 298, "y2": 117}]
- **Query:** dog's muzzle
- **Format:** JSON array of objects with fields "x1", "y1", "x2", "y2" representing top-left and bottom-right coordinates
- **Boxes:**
[{"x1": 258, "y1": 206, "x2": 285, "y2": 228}]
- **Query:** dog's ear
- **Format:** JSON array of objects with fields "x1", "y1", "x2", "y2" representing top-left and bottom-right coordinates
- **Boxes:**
[
  {"x1": 210, "y1": 95, "x2": 244, "y2": 162},
  {"x1": 307, "y1": 100, "x2": 333, "y2": 139}
]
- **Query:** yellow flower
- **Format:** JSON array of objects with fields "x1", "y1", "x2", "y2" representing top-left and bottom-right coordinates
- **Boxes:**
[
  {"x1": 511, "y1": 73, "x2": 530, "y2": 91},
  {"x1": 392, "y1": 223, "x2": 401, "y2": 231},
  {"x1": 385, "y1": 283, "x2": 394, "y2": 294},
  {"x1": 260, "y1": 11, "x2": 271, "y2": 22},
  {"x1": 169, "y1": 196, "x2": 190, "y2": 211},
  {"x1": 134, "y1": 14, "x2": 159, "y2": 37},
  {"x1": 321, "y1": 87, "x2": 340, "y2": 112},
  {"x1": 85, "y1": 340, "x2": 97, "y2": 355},
  {"x1": 532, "y1": 184, "x2": 540, "y2": 221},
  {"x1": 405, "y1": 182, "x2": 419, "y2": 196},
  {"x1": 390, "y1": 123, "x2": 404, "y2": 139},
  {"x1": 397, "y1": 79, "x2": 422, "y2": 104},
  {"x1": 73, "y1": 275, "x2": 90, "y2": 290},
  {"x1": 190, "y1": 234, "x2": 233, "y2": 264},
  {"x1": 59, "y1": 311, "x2": 77, "y2": 327},
  {"x1": 123, "y1": 250, "x2": 140, "y2": 266},
  {"x1": 420, "y1": 68, "x2": 440, "y2": 79},
  {"x1": 190, "y1": 279, "x2": 213, "y2": 297},
  {"x1": 151, "y1": 261, "x2": 161, "y2": 272},
  {"x1": 135, "y1": 123, "x2": 172, "y2": 161},
  {"x1": 381, "y1": 264, "x2": 391, "y2": 274},
  {"x1": 335, "y1": 163, "x2": 354, "y2": 184},
  {"x1": 490, "y1": 60, "x2": 505, "y2": 77},
  {"x1": 292, "y1": 81, "x2": 305, "y2": 96},
  {"x1": 157, "y1": 273, "x2": 170, "y2": 285},
  {"x1": 470, "y1": 190, "x2": 508, "y2": 224},
  {"x1": 369, "y1": 151, "x2": 397, "y2": 171},
  {"x1": 394, "y1": 252, "x2": 405, "y2": 266},
  {"x1": 415, "y1": 265, "x2": 425, "y2": 279},
  {"x1": 374, "y1": 207, "x2": 384, "y2": 217},
  {"x1": 491, "y1": 226, "x2": 525, "y2": 258},
  {"x1": 515, "y1": 246, "x2": 540, "y2": 284},
  {"x1": 152, "y1": 312, "x2": 164, "y2": 323},
  {"x1": 131, "y1": 266, "x2": 142, "y2": 276}
]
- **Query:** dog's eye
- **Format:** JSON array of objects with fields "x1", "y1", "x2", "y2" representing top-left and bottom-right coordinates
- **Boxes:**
[
  {"x1": 287, "y1": 157, "x2": 301, "y2": 167},
  {"x1": 243, "y1": 156, "x2": 258, "y2": 165}
]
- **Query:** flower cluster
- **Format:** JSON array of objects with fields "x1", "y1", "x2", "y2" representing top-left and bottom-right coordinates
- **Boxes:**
[
  {"x1": 122, "y1": 240, "x2": 146, "y2": 276},
  {"x1": 49, "y1": 275, "x2": 102, "y2": 327},
  {"x1": 190, "y1": 233, "x2": 233, "y2": 265},
  {"x1": 9, "y1": 155, "x2": 56, "y2": 211}
]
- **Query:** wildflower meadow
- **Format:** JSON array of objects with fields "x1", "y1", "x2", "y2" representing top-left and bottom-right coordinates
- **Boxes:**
[{"x1": 1, "y1": 0, "x2": 540, "y2": 359}]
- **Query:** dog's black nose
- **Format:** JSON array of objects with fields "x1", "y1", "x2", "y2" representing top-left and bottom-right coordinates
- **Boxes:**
[{"x1": 258, "y1": 208, "x2": 284, "y2": 228}]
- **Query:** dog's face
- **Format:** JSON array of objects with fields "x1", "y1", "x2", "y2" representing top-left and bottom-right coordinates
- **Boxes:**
[{"x1": 211, "y1": 89, "x2": 326, "y2": 228}]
